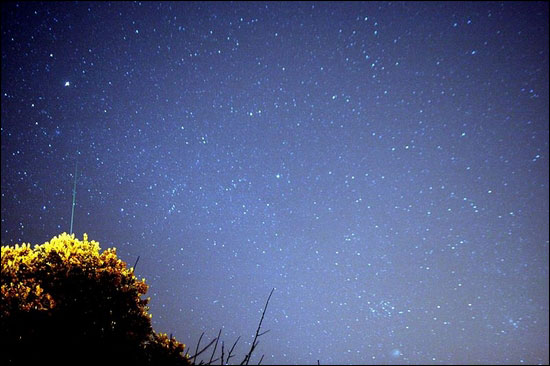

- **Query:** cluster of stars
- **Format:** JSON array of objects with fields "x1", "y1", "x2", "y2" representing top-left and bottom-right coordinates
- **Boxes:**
[{"x1": 1, "y1": 2, "x2": 548, "y2": 365}]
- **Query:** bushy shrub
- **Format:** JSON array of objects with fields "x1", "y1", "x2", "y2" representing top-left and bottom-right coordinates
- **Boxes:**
[{"x1": 1, "y1": 233, "x2": 189, "y2": 365}]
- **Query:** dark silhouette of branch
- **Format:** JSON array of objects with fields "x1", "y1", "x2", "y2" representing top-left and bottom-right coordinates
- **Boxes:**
[
  {"x1": 209, "y1": 329, "x2": 222, "y2": 364},
  {"x1": 225, "y1": 336, "x2": 240, "y2": 365},
  {"x1": 193, "y1": 332, "x2": 204, "y2": 363},
  {"x1": 190, "y1": 333, "x2": 218, "y2": 364},
  {"x1": 242, "y1": 288, "x2": 275, "y2": 365},
  {"x1": 257, "y1": 330, "x2": 270, "y2": 337},
  {"x1": 132, "y1": 255, "x2": 140, "y2": 272},
  {"x1": 189, "y1": 289, "x2": 274, "y2": 365}
]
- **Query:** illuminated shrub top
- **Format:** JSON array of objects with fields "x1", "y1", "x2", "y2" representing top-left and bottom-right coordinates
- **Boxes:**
[{"x1": 1, "y1": 233, "x2": 189, "y2": 365}]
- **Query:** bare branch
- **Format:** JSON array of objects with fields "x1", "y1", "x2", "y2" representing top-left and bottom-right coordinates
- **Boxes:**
[
  {"x1": 209, "y1": 329, "x2": 222, "y2": 365},
  {"x1": 226, "y1": 336, "x2": 240, "y2": 364},
  {"x1": 243, "y1": 288, "x2": 275, "y2": 365},
  {"x1": 258, "y1": 329, "x2": 270, "y2": 337},
  {"x1": 190, "y1": 289, "x2": 274, "y2": 365},
  {"x1": 190, "y1": 335, "x2": 218, "y2": 364},
  {"x1": 192, "y1": 332, "x2": 204, "y2": 363},
  {"x1": 132, "y1": 255, "x2": 140, "y2": 272}
]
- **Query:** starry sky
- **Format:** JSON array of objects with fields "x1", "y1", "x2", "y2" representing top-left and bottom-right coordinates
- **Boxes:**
[{"x1": 1, "y1": 2, "x2": 549, "y2": 365}]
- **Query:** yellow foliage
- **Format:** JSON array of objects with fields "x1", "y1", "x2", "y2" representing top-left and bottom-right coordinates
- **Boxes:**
[
  {"x1": 1, "y1": 233, "x2": 189, "y2": 365},
  {"x1": 1, "y1": 233, "x2": 148, "y2": 316}
]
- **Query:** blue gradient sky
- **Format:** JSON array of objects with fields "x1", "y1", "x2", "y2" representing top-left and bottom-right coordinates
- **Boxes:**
[{"x1": 1, "y1": 2, "x2": 548, "y2": 364}]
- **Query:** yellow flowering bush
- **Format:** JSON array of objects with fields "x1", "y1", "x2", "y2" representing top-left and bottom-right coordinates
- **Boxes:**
[{"x1": 1, "y1": 233, "x2": 189, "y2": 365}]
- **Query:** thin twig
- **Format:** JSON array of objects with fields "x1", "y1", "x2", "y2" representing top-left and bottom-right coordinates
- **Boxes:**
[
  {"x1": 226, "y1": 336, "x2": 240, "y2": 364},
  {"x1": 193, "y1": 332, "x2": 204, "y2": 363},
  {"x1": 243, "y1": 288, "x2": 275, "y2": 365},
  {"x1": 132, "y1": 255, "x2": 140, "y2": 272},
  {"x1": 258, "y1": 330, "x2": 270, "y2": 337},
  {"x1": 194, "y1": 338, "x2": 218, "y2": 361},
  {"x1": 220, "y1": 341, "x2": 225, "y2": 365},
  {"x1": 190, "y1": 333, "x2": 218, "y2": 364},
  {"x1": 209, "y1": 329, "x2": 222, "y2": 364}
]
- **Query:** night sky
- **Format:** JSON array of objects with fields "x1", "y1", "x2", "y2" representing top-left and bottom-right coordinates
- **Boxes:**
[{"x1": 1, "y1": 2, "x2": 549, "y2": 364}]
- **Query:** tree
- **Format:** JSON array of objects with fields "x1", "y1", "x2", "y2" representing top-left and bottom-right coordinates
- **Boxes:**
[{"x1": 1, "y1": 233, "x2": 189, "y2": 365}]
